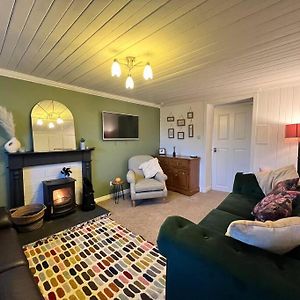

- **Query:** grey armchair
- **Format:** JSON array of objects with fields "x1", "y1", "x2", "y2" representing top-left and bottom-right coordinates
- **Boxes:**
[{"x1": 126, "y1": 155, "x2": 168, "y2": 207}]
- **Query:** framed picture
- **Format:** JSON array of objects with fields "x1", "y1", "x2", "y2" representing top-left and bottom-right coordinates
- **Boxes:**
[
  {"x1": 168, "y1": 128, "x2": 174, "y2": 138},
  {"x1": 159, "y1": 148, "x2": 166, "y2": 155},
  {"x1": 167, "y1": 116, "x2": 174, "y2": 122},
  {"x1": 188, "y1": 124, "x2": 194, "y2": 137},
  {"x1": 177, "y1": 119, "x2": 185, "y2": 126},
  {"x1": 177, "y1": 131, "x2": 184, "y2": 139},
  {"x1": 187, "y1": 112, "x2": 193, "y2": 119}
]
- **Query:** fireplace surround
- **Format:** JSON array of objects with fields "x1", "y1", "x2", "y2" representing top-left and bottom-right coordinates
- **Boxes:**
[{"x1": 7, "y1": 148, "x2": 94, "y2": 208}]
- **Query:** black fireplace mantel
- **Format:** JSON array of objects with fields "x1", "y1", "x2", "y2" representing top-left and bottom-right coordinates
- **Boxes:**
[{"x1": 8, "y1": 148, "x2": 94, "y2": 208}]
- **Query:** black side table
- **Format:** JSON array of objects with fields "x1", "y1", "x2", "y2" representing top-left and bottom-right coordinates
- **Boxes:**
[{"x1": 112, "y1": 180, "x2": 125, "y2": 204}]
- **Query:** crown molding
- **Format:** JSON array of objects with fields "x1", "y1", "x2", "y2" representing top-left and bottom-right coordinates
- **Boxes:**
[{"x1": 0, "y1": 68, "x2": 160, "y2": 108}]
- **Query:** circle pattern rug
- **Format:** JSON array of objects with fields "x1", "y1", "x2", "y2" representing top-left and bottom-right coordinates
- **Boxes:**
[{"x1": 23, "y1": 215, "x2": 166, "y2": 300}]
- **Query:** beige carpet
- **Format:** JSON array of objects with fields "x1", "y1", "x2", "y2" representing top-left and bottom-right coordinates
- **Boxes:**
[{"x1": 100, "y1": 190, "x2": 227, "y2": 244}]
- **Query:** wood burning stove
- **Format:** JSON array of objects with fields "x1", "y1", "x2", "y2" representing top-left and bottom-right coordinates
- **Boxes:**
[{"x1": 43, "y1": 178, "x2": 76, "y2": 218}]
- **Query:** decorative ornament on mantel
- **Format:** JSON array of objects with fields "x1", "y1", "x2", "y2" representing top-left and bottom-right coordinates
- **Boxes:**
[
  {"x1": 61, "y1": 167, "x2": 72, "y2": 178},
  {"x1": 0, "y1": 106, "x2": 21, "y2": 153}
]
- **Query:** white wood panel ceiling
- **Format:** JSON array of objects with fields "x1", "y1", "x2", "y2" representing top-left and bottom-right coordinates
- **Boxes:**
[{"x1": 1, "y1": 0, "x2": 300, "y2": 105}]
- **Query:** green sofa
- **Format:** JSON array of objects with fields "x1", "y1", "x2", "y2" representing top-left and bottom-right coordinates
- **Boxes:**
[{"x1": 157, "y1": 173, "x2": 300, "y2": 300}]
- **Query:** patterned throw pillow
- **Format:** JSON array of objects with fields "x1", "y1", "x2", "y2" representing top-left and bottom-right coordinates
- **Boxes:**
[
  {"x1": 139, "y1": 158, "x2": 163, "y2": 179},
  {"x1": 252, "y1": 178, "x2": 300, "y2": 222},
  {"x1": 272, "y1": 178, "x2": 299, "y2": 194},
  {"x1": 252, "y1": 192, "x2": 296, "y2": 221}
]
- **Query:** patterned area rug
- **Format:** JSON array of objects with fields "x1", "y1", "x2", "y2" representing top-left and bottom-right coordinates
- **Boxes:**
[{"x1": 23, "y1": 216, "x2": 166, "y2": 300}]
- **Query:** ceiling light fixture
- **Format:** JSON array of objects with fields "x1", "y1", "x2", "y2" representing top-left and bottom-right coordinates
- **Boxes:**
[
  {"x1": 143, "y1": 63, "x2": 153, "y2": 80},
  {"x1": 125, "y1": 75, "x2": 134, "y2": 89},
  {"x1": 111, "y1": 59, "x2": 121, "y2": 77},
  {"x1": 111, "y1": 56, "x2": 153, "y2": 89}
]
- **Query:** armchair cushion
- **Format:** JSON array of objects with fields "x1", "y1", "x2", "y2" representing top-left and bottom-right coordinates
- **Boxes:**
[
  {"x1": 135, "y1": 178, "x2": 164, "y2": 193},
  {"x1": 139, "y1": 158, "x2": 163, "y2": 179},
  {"x1": 155, "y1": 172, "x2": 167, "y2": 182}
]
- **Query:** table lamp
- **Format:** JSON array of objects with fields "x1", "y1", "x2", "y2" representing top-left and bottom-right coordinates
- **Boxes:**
[{"x1": 285, "y1": 123, "x2": 300, "y2": 174}]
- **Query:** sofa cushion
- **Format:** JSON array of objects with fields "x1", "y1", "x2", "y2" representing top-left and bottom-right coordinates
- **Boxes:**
[
  {"x1": 200, "y1": 209, "x2": 243, "y2": 234},
  {"x1": 256, "y1": 165, "x2": 299, "y2": 195},
  {"x1": 217, "y1": 193, "x2": 259, "y2": 219},
  {"x1": 272, "y1": 165, "x2": 299, "y2": 188},
  {"x1": 0, "y1": 265, "x2": 43, "y2": 300},
  {"x1": 135, "y1": 178, "x2": 164, "y2": 193},
  {"x1": 0, "y1": 207, "x2": 12, "y2": 229},
  {"x1": 256, "y1": 169, "x2": 275, "y2": 195},
  {"x1": 292, "y1": 199, "x2": 300, "y2": 216},
  {"x1": 226, "y1": 217, "x2": 300, "y2": 254},
  {"x1": 0, "y1": 228, "x2": 27, "y2": 273},
  {"x1": 232, "y1": 173, "x2": 265, "y2": 200},
  {"x1": 286, "y1": 244, "x2": 300, "y2": 261}
]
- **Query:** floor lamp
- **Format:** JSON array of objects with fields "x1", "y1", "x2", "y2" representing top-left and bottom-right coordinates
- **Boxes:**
[{"x1": 285, "y1": 123, "x2": 300, "y2": 175}]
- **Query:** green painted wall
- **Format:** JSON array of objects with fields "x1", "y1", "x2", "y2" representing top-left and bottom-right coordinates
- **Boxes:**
[{"x1": 0, "y1": 76, "x2": 160, "y2": 207}]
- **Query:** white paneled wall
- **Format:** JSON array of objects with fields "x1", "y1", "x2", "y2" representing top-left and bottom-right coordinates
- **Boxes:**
[
  {"x1": 23, "y1": 162, "x2": 82, "y2": 205},
  {"x1": 160, "y1": 102, "x2": 206, "y2": 190},
  {"x1": 252, "y1": 86, "x2": 300, "y2": 171},
  {"x1": 160, "y1": 87, "x2": 300, "y2": 192}
]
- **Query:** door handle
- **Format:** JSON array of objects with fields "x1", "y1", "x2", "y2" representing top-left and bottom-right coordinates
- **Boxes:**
[{"x1": 213, "y1": 147, "x2": 217, "y2": 153}]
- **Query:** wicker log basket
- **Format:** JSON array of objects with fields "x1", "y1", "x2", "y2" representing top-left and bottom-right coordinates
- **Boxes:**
[{"x1": 10, "y1": 204, "x2": 46, "y2": 232}]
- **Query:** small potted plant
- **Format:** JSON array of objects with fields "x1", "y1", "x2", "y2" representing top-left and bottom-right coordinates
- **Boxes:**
[{"x1": 80, "y1": 138, "x2": 85, "y2": 150}]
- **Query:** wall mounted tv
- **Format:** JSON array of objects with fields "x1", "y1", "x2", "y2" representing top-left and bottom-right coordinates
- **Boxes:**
[{"x1": 102, "y1": 111, "x2": 139, "y2": 140}]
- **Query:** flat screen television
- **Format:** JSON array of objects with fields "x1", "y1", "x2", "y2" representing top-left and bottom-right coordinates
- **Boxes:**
[{"x1": 102, "y1": 111, "x2": 139, "y2": 140}]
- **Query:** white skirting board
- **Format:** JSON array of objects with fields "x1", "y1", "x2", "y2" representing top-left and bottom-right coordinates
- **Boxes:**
[
  {"x1": 200, "y1": 186, "x2": 212, "y2": 193},
  {"x1": 95, "y1": 187, "x2": 211, "y2": 203},
  {"x1": 94, "y1": 189, "x2": 130, "y2": 203}
]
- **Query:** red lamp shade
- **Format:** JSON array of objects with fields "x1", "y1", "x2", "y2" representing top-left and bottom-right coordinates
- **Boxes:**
[{"x1": 285, "y1": 124, "x2": 300, "y2": 138}]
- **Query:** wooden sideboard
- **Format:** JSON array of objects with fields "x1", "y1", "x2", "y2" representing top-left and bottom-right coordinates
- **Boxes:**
[{"x1": 157, "y1": 155, "x2": 200, "y2": 196}]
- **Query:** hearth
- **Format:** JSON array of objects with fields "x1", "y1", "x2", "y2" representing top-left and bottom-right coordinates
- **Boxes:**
[{"x1": 43, "y1": 178, "x2": 76, "y2": 218}]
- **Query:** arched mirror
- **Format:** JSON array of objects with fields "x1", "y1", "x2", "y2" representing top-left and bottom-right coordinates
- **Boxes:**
[{"x1": 31, "y1": 100, "x2": 76, "y2": 152}]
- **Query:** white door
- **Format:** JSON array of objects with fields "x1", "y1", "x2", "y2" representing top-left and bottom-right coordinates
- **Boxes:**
[{"x1": 212, "y1": 102, "x2": 252, "y2": 192}]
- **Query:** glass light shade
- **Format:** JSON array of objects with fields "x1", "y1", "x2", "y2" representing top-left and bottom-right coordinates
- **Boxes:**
[
  {"x1": 143, "y1": 63, "x2": 153, "y2": 80},
  {"x1": 125, "y1": 75, "x2": 134, "y2": 89},
  {"x1": 56, "y1": 117, "x2": 64, "y2": 124},
  {"x1": 36, "y1": 119, "x2": 43, "y2": 126},
  {"x1": 111, "y1": 59, "x2": 121, "y2": 77},
  {"x1": 48, "y1": 122, "x2": 55, "y2": 129}
]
